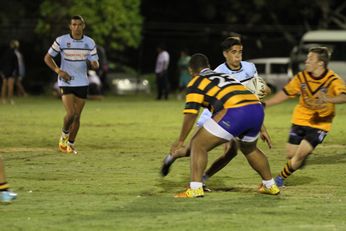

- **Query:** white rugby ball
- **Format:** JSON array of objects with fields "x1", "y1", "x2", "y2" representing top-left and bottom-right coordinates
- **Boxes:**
[{"x1": 245, "y1": 76, "x2": 268, "y2": 100}]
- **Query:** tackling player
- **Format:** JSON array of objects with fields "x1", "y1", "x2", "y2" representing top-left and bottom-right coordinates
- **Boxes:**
[
  {"x1": 44, "y1": 15, "x2": 99, "y2": 154},
  {"x1": 161, "y1": 37, "x2": 271, "y2": 190},
  {"x1": 172, "y1": 53, "x2": 279, "y2": 198}
]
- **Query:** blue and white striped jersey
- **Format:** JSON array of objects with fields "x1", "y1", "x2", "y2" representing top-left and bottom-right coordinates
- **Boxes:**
[
  {"x1": 48, "y1": 34, "x2": 99, "y2": 87},
  {"x1": 214, "y1": 61, "x2": 258, "y2": 86}
]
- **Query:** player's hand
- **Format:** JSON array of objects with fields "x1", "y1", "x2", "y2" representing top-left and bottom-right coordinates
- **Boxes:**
[
  {"x1": 170, "y1": 140, "x2": 185, "y2": 155},
  {"x1": 260, "y1": 126, "x2": 272, "y2": 149},
  {"x1": 58, "y1": 70, "x2": 72, "y2": 83},
  {"x1": 316, "y1": 91, "x2": 329, "y2": 103}
]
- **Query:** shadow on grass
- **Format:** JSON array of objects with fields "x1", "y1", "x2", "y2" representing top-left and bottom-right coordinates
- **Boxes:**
[
  {"x1": 284, "y1": 175, "x2": 315, "y2": 186},
  {"x1": 308, "y1": 153, "x2": 346, "y2": 165}
]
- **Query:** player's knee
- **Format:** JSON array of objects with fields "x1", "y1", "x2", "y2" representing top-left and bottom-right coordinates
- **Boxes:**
[{"x1": 239, "y1": 141, "x2": 257, "y2": 155}]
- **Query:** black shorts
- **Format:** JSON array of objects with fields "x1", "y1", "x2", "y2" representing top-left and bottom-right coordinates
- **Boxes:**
[
  {"x1": 60, "y1": 86, "x2": 88, "y2": 99},
  {"x1": 288, "y1": 124, "x2": 328, "y2": 148}
]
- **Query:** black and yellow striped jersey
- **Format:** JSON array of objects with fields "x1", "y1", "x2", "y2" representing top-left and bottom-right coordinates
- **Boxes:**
[
  {"x1": 283, "y1": 69, "x2": 346, "y2": 131},
  {"x1": 184, "y1": 69, "x2": 260, "y2": 115}
]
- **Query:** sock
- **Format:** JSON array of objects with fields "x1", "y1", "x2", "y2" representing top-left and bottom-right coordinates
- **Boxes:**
[
  {"x1": 62, "y1": 129, "x2": 69, "y2": 138},
  {"x1": 262, "y1": 178, "x2": 275, "y2": 188},
  {"x1": 190, "y1": 182, "x2": 203, "y2": 190},
  {"x1": 0, "y1": 182, "x2": 9, "y2": 191},
  {"x1": 68, "y1": 141, "x2": 74, "y2": 146},
  {"x1": 279, "y1": 160, "x2": 296, "y2": 179},
  {"x1": 164, "y1": 154, "x2": 174, "y2": 164},
  {"x1": 202, "y1": 174, "x2": 209, "y2": 184}
]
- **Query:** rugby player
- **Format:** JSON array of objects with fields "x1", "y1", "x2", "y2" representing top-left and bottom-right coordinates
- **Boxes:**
[
  {"x1": 161, "y1": 37, "x2": 271, "y2": 191},
  {"x1": 44, "y1": 15, "x2": 99, "y2": 154},
  {"x1": 264, "y1": 47, "x2": 346, "y2": 186},
  {"x1": 171, "y1": 53, "x2": 279, "y2": 198}
]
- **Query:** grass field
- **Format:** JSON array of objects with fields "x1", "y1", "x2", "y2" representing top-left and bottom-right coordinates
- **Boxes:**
[{"x1": 0, "y1": 95, "x2": 346, "y2": 231}]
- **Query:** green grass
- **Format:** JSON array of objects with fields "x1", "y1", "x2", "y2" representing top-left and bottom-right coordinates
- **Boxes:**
[{"x1": 1, "y1": 95, "x2": 346, "y2": 231}]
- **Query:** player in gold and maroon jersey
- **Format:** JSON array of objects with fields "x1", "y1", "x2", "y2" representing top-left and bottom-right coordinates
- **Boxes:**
[
  {"x1": 264, "y1": 47, "x2": 346, "y2": 187},
  {"x1": 172, "y1": 53, "x2": 279, "y2": 198}
]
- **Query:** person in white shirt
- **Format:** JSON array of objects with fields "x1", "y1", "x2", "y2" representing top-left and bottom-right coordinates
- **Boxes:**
[{"x1": 155, "y1": 44, "x2": 170, "y2": 100}]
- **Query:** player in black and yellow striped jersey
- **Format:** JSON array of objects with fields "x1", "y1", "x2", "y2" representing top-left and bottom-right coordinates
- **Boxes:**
[
  {"x1": 264, "y1": 47, "x2": 346, "y2": 187},
  {"x1": 172, "y1": 53, "x2": 279, "y2": 198}
]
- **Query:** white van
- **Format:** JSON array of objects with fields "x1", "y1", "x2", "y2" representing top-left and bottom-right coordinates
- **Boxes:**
[
  {"x1": 290, "y1": 30, "x2": 346, "y2": 79},
  {"x1": 249, "y1": 57, "x2": 292, "y2": 93}
]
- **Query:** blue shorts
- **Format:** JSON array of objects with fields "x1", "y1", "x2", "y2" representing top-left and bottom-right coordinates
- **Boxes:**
[{"x1": 203, "y1": 103, "x2": 264, "y2": 142}]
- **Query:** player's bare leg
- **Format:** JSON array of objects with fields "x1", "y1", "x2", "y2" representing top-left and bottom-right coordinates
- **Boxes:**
[
  {"x1": 59, "y1": 94, "x2": 76, "y2": 152},
  {"x1": 204, "y1": 139, "x2": 238, "y2": 180},
  {"x1": 64, "y1": 96, "x2": 85, "y2": 154},
  {"x1": 0, "y1": 158, "x2": 17, "y2": 203},
  {"x1": 239, "y1": 141, "x2": 279, "y2": 195}
]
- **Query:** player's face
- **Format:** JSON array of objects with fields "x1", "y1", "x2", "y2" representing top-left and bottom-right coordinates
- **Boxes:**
[
  {"x1": 69, "y1": 19, "x2": 85, "y2": 39},
  {"x1": 223, "y1": 45, "x2": 242, "y2": 69},
  {"x1": 305, "y1": 52, "x2": 322, "y2": 72}
]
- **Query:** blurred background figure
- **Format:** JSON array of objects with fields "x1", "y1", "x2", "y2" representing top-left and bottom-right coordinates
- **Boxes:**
[
  {"x1": 155, "y1": 43, "x2": 170, "y2": 100},
  {"x1": 88, "y1": 70, "x2": 103, "y2": 100},
  {"x1": 176, "y1": 49, "x2": 191, "y2": 100},
  {"x1": 13, "y1": 40, "x2": 28, "y2": 97},
  {"x1": 0, "y1": 40, "x2": 21, "y2": 104},
  {"x1": 96, "y1": 45, "x2": 109, "y2": 93}
]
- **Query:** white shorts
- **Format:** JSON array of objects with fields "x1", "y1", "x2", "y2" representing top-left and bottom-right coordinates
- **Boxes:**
[{"x1": 196, "y1": 108, "x2": 212, "y2": 127}]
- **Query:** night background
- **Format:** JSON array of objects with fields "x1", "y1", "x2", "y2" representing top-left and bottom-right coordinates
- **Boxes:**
[{"x1": 1, "y1": 0, "x2": 345, "y2": 93}]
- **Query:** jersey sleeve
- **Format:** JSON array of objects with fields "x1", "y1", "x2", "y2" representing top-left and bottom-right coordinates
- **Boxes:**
[
  {"x1": 87, "y1": 39, "x2": 99, "y2": 62},
  {"x1": 183, "y1": 77, "x2": 205, "y2": 114},
  {"x1": 251, "y1": 62, "x2": 259, "y2": 77},
  {"x1": 283, "y1": 74, "x2": 301, "y2": 97},
  {"x1": 48, "y1": 36, "x2": 62, "y2": 57},
  {"x1": 330, "y1": 76, "x2": 346, "y2": 95}
]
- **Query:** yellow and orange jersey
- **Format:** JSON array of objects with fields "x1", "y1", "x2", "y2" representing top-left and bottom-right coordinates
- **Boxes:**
[
  {"x1": 283, "y1": 69, "x2": 346, "y2": 131},
  {"x1": 183, "y1": 69, "x2": 259, "y2": 115}
]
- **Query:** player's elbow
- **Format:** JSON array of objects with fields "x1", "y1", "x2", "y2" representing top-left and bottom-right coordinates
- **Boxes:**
[
  {"x1": 44, "y1": 53, "x2": 51, "y2": 65},
  {"x1": 90, "y1": 61, "x2": 100, "y2": 70}
]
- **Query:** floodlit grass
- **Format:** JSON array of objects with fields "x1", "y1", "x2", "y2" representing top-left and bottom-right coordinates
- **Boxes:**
[{"x1": 0, "y1": 95, "x2": 346, "y2": 231}]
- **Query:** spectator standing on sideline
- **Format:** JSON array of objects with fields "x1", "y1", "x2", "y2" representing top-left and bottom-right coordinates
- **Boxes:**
[
  {"x1": 155, "y1": 44, "x2": 170, "y2": 100},
  {"x1": 44, "y1": 15, "x2": 99, "y2": 154},
  {"x1": 176, "y1": 49, "x2": 191, "y2": 100},
  {"x1": 0, "y1": 40, "x2": 19, "y2": 104},
  {"x1": 13, "y1": 40, "x2": 28, "y2": 97},
  {"x1": 264, "y1": 47, "x2": 346, "y2": 187},
  {"x1": 0, "y1": 158, "x2": 17, "y2": 203}
]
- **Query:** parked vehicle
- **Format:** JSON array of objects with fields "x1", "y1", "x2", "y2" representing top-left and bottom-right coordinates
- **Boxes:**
[
  {"x1": 290, "y1": 30, "x2": 346, "y2": 79},
  {"x1": 249, "y1": 57, "x2": 292, "y2": 93},
  {"x1": 107, "y1": 72, "x2": 150, "y2": 95}
]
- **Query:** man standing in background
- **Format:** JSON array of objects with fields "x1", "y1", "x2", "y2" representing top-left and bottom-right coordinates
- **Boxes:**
[{"x1": 155, "y1": 44, "x2": 170, "y2": 100}]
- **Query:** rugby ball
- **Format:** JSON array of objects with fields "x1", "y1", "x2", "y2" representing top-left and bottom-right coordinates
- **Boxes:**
[{"x1": 245, "y1": 76, "x2": 268, "y2": 100}]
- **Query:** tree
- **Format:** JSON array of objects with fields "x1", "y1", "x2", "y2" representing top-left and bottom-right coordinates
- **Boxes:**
[{"x1": 35, "y1": 0, "x2": 142, "y2": 51}]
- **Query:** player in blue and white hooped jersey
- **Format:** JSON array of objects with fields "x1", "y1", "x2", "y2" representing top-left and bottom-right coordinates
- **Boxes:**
[{"x1": 44, "y1": 15, "x2": 99, "y2": 154}]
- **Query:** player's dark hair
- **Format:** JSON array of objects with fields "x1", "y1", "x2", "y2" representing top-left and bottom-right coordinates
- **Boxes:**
[
  {"x1": 189, "y1": 53, "x2": 210, "y2": 71},
  {"x1": 227, "y1": 32, "x2": 242, "y2": 41},
  {"x1": 221, "y1": 38, "x2": 242, "y2": 51},
  {"x1": 70, "y1": 15, "x2": 85, "y2": 24},
  {"x1": 309, "y1": 47, "x2": 331, "y2": 68}
]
